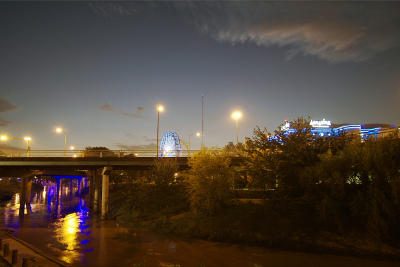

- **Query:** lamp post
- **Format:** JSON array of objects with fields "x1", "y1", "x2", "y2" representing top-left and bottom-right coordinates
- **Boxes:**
[
  {"x1": 187, "y1": 132, "x2": 201, "y2": 156},
  {"x1": 201, "y1": 95, "x2": 204, "y2": 150},
  {"x1": 56, "y1": 127, "x2": 67, "y2": 157},
  {"x1": 156, "y1": 104, "x2": 164, "y2": 157},
  {"x1": 23, "y1": 137, "x2": 31, "y2": 157},
  {"x1": 1, "y1": 135, "x2": 32, "y2": 157},
  {"x1": 231, "y1": 111, "x2": 242, "y2": 144}
]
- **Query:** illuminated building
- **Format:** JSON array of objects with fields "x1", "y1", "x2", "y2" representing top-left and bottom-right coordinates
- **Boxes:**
[{"x1": 283, "y1": 119, "x2": 399, "y2": 140}]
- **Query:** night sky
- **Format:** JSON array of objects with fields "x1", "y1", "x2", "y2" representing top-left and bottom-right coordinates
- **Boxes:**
[{"x1": 1, "y1": 1, "x2": 400, "y2": 150}]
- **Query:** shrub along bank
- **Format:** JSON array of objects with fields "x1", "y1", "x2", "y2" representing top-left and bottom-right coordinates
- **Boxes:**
[{"x1": 109, "y1": 118, "x2": 400, "y2": 259}]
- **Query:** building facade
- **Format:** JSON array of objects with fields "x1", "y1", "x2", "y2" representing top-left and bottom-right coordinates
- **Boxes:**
[{"x1": 282, "y1": 119, "x2": 399, "y2": 140}]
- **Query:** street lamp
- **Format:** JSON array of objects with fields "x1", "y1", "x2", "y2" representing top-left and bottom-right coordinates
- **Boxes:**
[
  {"x1": 156, "y1": 104, "x2": 164, "y2": 157},
  {"x1": 56, "y1": 127, "x2": 67, "y2": 157},
  {"x1": 23, "y1": 137, "x2": 31, "y2": 157},
  {"x1": 187, "y1": 132, "x2": 201, "y2": 156},
  {"x1": 231, "y1": 111, "x2": 242, "y2": 144},
  {"x1": 1, "y1": 135, "x2": 32, "y2": 157},
  {"x1": 70, "y1": 146, "x2": 75, "y2": 150},
  {"x1": 192, "y1": 132, "x2": 201, "y2": 155},
  {"x1": 181, "y1": 132, "x2": 201, "y2": 157}
]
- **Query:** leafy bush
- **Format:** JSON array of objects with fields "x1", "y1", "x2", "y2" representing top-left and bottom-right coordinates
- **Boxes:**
[
  {"x1": 109, "y1": 158, "x2": 188, "y2": 223},
  {"x1": 187, "y1": 149, "x2": 234, "y2": 216}
]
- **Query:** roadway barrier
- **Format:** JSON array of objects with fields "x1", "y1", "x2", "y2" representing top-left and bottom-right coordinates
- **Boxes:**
[{"x1": 1, "y1": 149, "x2": 206, "y2": 158}]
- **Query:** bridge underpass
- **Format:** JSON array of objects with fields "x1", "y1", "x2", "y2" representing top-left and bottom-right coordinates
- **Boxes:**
[{"x1": 0, "y1": 157, "x2": 189, "y2": 218}]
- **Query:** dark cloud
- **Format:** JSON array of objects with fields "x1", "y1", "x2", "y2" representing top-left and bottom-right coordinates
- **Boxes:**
[
  {"x1": 99, "y1": 103, "x2": 112, "y2": 112},
  {"x1": 123, "y1": 134, "x2": 155, "y2": 143},
  {"x1": 0, "y1": 143, "x2": 25, "y2": 152},
  {"x1": 98, "y1": 103, "x2": 144, "y2": 119},
  {"x1": 0, "y1": 97, "x2": 17, "y2": 126},
  {"x1": 0, "y1": 117, "x2": 11, "y2": 127},
  {"x1": 179, "y1": 1, "x2": 400, "y2": 63},
  {"x1": 125, "y1": 133, "x2": 138, "y2": 140},
  {"x1": 114, "y1": 143, "x2": 156, "y2": 150},
  {"x1": 89, "y1": 2, "x2": 137, "y2": 18},
  {"x1": 0, "y1": 97, "x2": 17, "y2": 113},
  {"x1": 143, "y1": 136, "x2": 156, "y2": 142},
  {"x1": 0, "y1": 143, "x2": 25, "y2": 157}
]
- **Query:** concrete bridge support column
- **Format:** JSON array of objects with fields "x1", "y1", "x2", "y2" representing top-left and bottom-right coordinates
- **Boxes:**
[
  {"x1": 19, "y1": 177, "x2": 32, "y2": 215},
  {"x1": 25, "y1": 178, "x2": 32, "y2": 213},
  {"x1": 56, "y1": 178, "x2": 61, "y2": 201},
  {"x1": 69, "y1": 179, "x2": 73, "y2": 198},
  {"x1": 19, "y1": 178, "x2": 27, "y2": 215},
  {"x1": 94, "y1": 186, "x2": 99, "y2": 212},
  {"x1": 101, "y1": 166, "x2": 112, "y2": 219},
  {"x1": 90, "y1": 170, "x2": 100, "y2": 213},
  {"x1": 55, "y1": 178, "x2": 61, "y2": 215},
  {"x1": 88, "y1": 170, "x2": 94, "y2": 209},
  {"x1": 77, "y1": 177, "x2": 82, "y2": 195}
]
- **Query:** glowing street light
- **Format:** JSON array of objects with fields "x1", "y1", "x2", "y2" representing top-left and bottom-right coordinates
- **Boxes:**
[
  {"x1": 231, "y1": 111, "x2": 242, "y2": 144},
  {"x1": 23, "y1": 136, "x2": 31, "y2": 157},
  {"x1": 187, "y1": 131, "x2": 201, "y2": 156},
  {"x1": 156, "y1": 104, "x2": 165, "y2": 157},
  {"x1": 1, "y1": 135, "x2": 32, "y2": 156},
  {"x1": 55, "y1": 127, "x2": 67, "y2": 157},
  {"x1": 70, "y1": 146, "x2": 75, "y2": 150}
]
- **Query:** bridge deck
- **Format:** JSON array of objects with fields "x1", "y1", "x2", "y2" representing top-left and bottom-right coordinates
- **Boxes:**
[{"x1": 0, "y1": 157, "x2": 189, "y2": 169}]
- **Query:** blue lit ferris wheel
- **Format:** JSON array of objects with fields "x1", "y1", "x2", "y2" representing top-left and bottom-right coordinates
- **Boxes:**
[{"x1": 159, "y1": 131, "x2": 182, "y2": 157}]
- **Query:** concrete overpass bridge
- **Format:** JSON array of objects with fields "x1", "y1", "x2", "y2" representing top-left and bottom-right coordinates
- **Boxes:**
[
  {"x1": 0, "y1": 156, "x2": 189, "y2": 171},
  {"x1": 0, "y1": 149, "x2": 243, "y2": 218},
  {"x1": 0, "y1": 154, "x2": 189, "y2": 219}
]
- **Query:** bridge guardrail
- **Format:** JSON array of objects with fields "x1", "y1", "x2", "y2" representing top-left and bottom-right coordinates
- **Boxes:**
[{"x1": 0, "y1": 149, "x2": 205, "y2": 158}]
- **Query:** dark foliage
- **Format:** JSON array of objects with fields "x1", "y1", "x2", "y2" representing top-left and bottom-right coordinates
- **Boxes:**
[
  {"x1": 109, "y1": 117, "x2": 400, "y2": 255},
  {"x1": 109, "y1": 158, "x2": 188, "y2": 223},
  {"x1": 84, "y1": 146, "x2": 116, "y2": 157}
]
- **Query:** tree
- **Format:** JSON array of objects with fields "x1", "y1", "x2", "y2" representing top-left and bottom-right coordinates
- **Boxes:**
[
  {"x1": 84, "y1": 146, "x2": 116, "y2": 157},
  {"x1": 223, "y1": 141, "x2": 246, "y2": 156},
  {"x1": 151, "y1": 158, "x2": 179, "y2": 187},
  {"x1": 244, "y1": 117, "x2": 332, "y2": 194},
  {"x1": 187, "y1": 149, "x2": 234, "y2": 216}
]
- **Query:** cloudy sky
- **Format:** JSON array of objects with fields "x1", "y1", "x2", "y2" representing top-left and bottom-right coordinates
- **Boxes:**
[{"x1": 1, "y1": 1, "x2": 400, "y2": 150}]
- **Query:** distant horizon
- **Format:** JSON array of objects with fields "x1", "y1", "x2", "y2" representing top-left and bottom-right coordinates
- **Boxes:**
[{"x1": 1, "y1": 116, "x2": 399, "y2": 152}]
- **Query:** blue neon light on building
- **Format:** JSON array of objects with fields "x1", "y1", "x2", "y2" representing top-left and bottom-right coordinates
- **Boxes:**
[{"x1": 281, "y1": 120, "x2": 395, "y2": 141}]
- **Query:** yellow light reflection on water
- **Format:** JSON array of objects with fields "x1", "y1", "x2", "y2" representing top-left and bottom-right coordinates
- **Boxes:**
[
  {"x1": 11, "y1": 194, "x2": 21, "y2": 215},
  {"x1": 56, "y1": 212, "x2": 80, "y2": 263},
  {"x1": 15, "y1": 193, "x2": 20, "y2": 205},
  {"x1": 65, "y1": 213, "x2": 78, "y2": 235},
  {"x1": 42, "y1": 188, "x2": 46, "y2": 200},
  {"x1": 11, "y1": 193, "x2": 30, "y2": 216}
]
